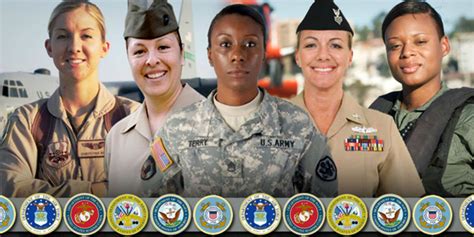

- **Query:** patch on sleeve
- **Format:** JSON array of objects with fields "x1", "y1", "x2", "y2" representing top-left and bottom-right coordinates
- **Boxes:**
[
  {"x1": 315, "y1": 156, "x2": 337, "y2": 181},
  {"x1": 151, "y1": 137, "x2": 174, "y2": 172}
]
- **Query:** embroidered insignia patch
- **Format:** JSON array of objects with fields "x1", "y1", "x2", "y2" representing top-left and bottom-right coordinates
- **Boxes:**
[
  {"x1": 315, "y1": 156, "x2": 337, "y2": 181},
  {"x1": 460, "y1": 194, "x2": 474, "y2": 234},
  {"x1": 194, "y1": 195, "x2": 233, "y2": 235},
  {"x1": 0, "y1": 195, "x2": 16, "y2": 234},
  {"x1": 283, "y1": 193, "x2": 325, "y2": 235},
  {"x1": 327, "y1": 194, "x2": 367, "y2": 235},
  {"x1": 63, "y1": 193, "x2": 106, "y2": 235},
  {"x1": 20, "y1": 193, "x2": 62, "y2": 235},
  {"x1": 141, "y1": 155, "x2": 157, "y2": 180},
  {"x1": 46, "y1": 141, "x2": 70, "y2": 167},
  {"x1": 370, "y1": 194, "x2": 410, "y2": 235},
  {"x1": 333, "y1": 8, "x2": 343, "y2": 25},
  {"x1": 413, "y1": 195, "x2": 452, "y2": 235},
  {"x1": 77, "y1": 140, "x2": 105, "y2": 158},
  {"x1": 240, "y1": 193, "x2": 281, "y2": 235},
  {"x1": 151, "y1": 137, "x2": 174, "y2": 172},
  {"x1": 344, "y1": 135, "x2": 384, "y2": 151},
  {"x1": 151, "y1": 194, "x2": 191, "y2": 235}
]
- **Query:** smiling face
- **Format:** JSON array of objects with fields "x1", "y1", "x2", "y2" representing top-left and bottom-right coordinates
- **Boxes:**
[
  {"x1": 126, "y1": 32, "x2": 183, "y2": 99},
  {"x1": 295, "y1": 30, "x2": 353, "y2": 91},
  {"x1": 384, "y1": 13, "x2": 450, "y2": 89},
  {"x1": 207, "y1": 14, "x2": 265, "y2": 94},
  {"x1": 45, "y1": 7, "x2": 109, "y2": 82}
]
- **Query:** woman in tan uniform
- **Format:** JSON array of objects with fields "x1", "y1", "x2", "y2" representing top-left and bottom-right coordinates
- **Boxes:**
[
  {"x1": 0, "y1": 1, "x2": 137, "y2": 197},
  {"x1": 105, "y1": 0, "x2": 204, "y2": 196},
  {"x1": 289, "y1": 0, "x2": 424, "y2": 197}
]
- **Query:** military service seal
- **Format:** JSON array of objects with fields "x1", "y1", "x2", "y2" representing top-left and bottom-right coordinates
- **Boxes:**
[
  {"x1": 20, "y1": 193, "x2": 62, "y2": 235},
  {"x1": 194, "y1": 195, "x2": 233, "y2": 235},
  {"x1": 63, "y1": 193, "x2": 106, "y2": 235},
  {"x1": 283, "y1": 193, "x2": 324, "y2": 235},
  {"x1": 327, "y1": 194, "x2": 367, "y2": 235},
  {"x1": 370, "y1": 194, "x2": 410, "y2": 235},
  {"x1": 151, "y1": 194, "x2": 191, "y2": 235},
  {"x1": 240, "y1": 193, "x2": 281, "y2": 235},
  {"x1": 413, "y1": 195, "x2": 452, "y2": 235},
  {"x1": 459, "y1": 194, "x2": 474, "y2": 234},
  {"x1": 0, "y1": 195, "x2": 16, "y2": 234},
  {"x1": 107, "y1": 194, "x2": 148, "y2": 235}
]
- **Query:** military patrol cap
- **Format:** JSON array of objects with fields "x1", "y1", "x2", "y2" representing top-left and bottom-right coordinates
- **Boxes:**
[
  {"x1": 124, "y1": 0, "x2": 178, "y2": 39},
  {"x1": 296, "y1": 0, "x2": 354, "y2": 35}
]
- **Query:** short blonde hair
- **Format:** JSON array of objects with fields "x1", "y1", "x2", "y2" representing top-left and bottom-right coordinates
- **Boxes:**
[{"x1": 47, "y1": 0, "x2": 106, "y2": 41}]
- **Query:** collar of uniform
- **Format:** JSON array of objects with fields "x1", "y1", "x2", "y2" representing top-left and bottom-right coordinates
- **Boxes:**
[
  {"x1": 392, "y1": 81, "x2": 449, "y2": 113},
  {"x1": 46, "y1": 83, "x2": 115, "y2": 120},
  {"x1": 170, "y1": 83, "x2": 203, "y2": 114},
  {"x1": 327, "y1": 92, "x2": 368, "y2": 138},
  {"x1": 121, "y1": 102, "x2": 149, "y2": 135},
  {"x1": 201, "y1": 88, "x2": 281, "y2": 138}
]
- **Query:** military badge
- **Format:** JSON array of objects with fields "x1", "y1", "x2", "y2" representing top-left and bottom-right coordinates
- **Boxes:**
[
  {"x1": 352, "y1": 126, "x2": 377, "y2": 134},
  {"x1": 370, "y1": 194, "x2": 410, "y2": 235},
  {"x1": 194, "y1": 195, "x2": 233, "y2": 235},
  {"x1": 20, "y1": 193, "x2": 62, "y2": 235},
  {"x1": 0, "y1": 195, "x2": 16, "y2": 234},
  {"x1": 141, "y1": 155, "x2": 157, "y2": 180},
  {"x1": 63, "y1": 193, "x2": 106, "y2": 235},
  {"x1": 327, "y1": 194, "x2": 367, "y2": 235},
  {"x1": 240, "y1": 193, "x2": 281, "y2": 235},
  {"x1": 151, "y1": 194, "x2": 191, "y2": 235},
  {"x1": 315, "y1": 156, "x2": 337, "y2": 181},
  {"x1": 459, "y1": 194, "x2": 474, "y2": 234},
  {"x1": 413, "y1": 195, "x2": 452, "y2": 235},
  {"x1": 46, "y1": 141, "x2": 70, "y2": 167},
  {"x1": 283, "y1": 193, "x2": 325, "y2": 235},
  {"x1": 344, "y1": 135, "x2": 384, "y2": 151},
  {"x1": 151, "y1": 137, "x2": 174, "y2": 172},
  {"x1": 77, "y1": 139, "x2": 105, "y2": 158},
  {"x1": 332, "y1": 8, "x2": 343, "y2": 25},
  {"x1": 107, "y1": 194, "x2": 148, "y2": 235}
]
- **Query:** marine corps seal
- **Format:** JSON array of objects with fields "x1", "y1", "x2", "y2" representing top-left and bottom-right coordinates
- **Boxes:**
[
  {"x1": 283, "y1": 193, "x2": 324, "y2": 235},
  {"x1": 63, "y1": 193, "x2": 106, "y2": 235}
]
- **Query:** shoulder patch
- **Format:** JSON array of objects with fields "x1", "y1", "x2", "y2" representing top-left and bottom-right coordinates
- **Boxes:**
[
  {"x1": 151, "y1": 137, "x2": 174, "y2": 172},
  {"x1": 315, "y1": 156, "x2": 337, "y2": 181}
]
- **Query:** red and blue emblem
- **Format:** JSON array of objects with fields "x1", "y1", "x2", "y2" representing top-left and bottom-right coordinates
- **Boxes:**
[
  {"x1": 63, "y1": 193, "x2": 106, "y2": 235},
  {"x1": 283, "y1": 193, "x2": 324, "y2": 235}
]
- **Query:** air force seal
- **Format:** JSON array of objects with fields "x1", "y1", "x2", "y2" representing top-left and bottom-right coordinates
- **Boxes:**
[
  {"x1": 194, "y1": 195, "x2": 233, "y2": 235},
  {"x1": 107, "y1": 194, "x2": 148, "y2": 235},
  {"x1": 283, "y1": 193, "x2": 324, "y2": 235},
  {"x1": 327, "y1": 194, "x2": 367, "y2": 235},
  {"x1": 370, "y1": 194, "x2": 410, "y2": 235},
  {"x1": 151, "y1": 194, "x2": 191, "y2": 235},
  {"x1": 459, "y1": 194, "x2": 474, "y2": 234},
  {"x1": 20, "y1": 193, "x2": 62, "y2": 235},
  {"x1": 240, "y1": 193, "x2": 281, "y2": 235},
  {"x1": 413, "y1": 195, "x2": 452, "y2": 235},
  {"x1": 0, "y1": 195, "x2": 16, "y2": 234},
  {"x1": 63, "y1": 193, "x2": 106, "y2": 235}
]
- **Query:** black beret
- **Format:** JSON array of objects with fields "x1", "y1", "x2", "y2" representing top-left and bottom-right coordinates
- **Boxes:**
[
  {"x1": 296, "y1": 0, "x2": 353, "y2": 35},
  {"x1": 124, "y1": 0, "x2": 178, "y2": 39}
]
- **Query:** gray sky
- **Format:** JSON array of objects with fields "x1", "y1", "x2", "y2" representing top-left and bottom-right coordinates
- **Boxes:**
[{"x1": 1, "y1": 0, "x2": 473, "y2": 81}]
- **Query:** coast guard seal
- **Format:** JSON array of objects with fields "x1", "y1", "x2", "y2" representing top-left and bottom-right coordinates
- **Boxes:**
[
  {"x1": 20, "y1": 193, "x2": 62, "y2": 235},
  {"x1": 240, "y1": 193, "x2": 281, "y2": 235},
  {"x1": 63, "y1": 193, "x2": 106, "y2": 235},
  {"x1": 283, "y1": 193, "x2": 324, "y2": 235},
  {"x1": 0, "y1": 195, "x2": 16, "y2": 234},
  {"x1": 370, "y1": 194, "x2": 410, "y2": 235},
  {"x1": 193, "y1": 195, "x2": 233, "y2": 235},
  {"x1": 151, "y1": 194, "x2": 191, "y2": 235},
  {"x1": 413, "y1": 195, "x2": 452, "y2": 235}
]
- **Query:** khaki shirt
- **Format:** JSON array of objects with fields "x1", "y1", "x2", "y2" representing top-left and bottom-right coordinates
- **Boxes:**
[
  {"x1": 0, "y1": 84, "x2": 138, "y2": 197},
  {"x1": 391, "y1": 82, "x2": 474, "y2": 196},
  {"x1": 154, "y1": 89, "x2": 338, "y2": 197},
  {"x1": 106, "y1": 84, "x2": 204, "y2": 197},
  {"x1": 290, "y1": 92, "x2": 424, "y2": 197}
]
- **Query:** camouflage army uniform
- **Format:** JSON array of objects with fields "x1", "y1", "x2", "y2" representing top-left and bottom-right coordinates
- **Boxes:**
[
  {"x1": 0, "y1": 84, "x2": 138, "y2": 197},
  {"x1": 155, "y1": 89, "x2": 338, "y2": 197},
  {"x1": 390, "y1": 82, "x2": 474, "y2": 196}
]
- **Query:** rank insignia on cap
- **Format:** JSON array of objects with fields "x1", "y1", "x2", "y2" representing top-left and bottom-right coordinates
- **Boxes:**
[
  {"x1": 333, "y1": 8, "x2": 342, "y2": 25},
  {"x1": 344, "y1": 135, "x2": 383, "y2": 152},
  {"x1": 151, "y1": 137, "x2": 173, "y2": 172}
]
